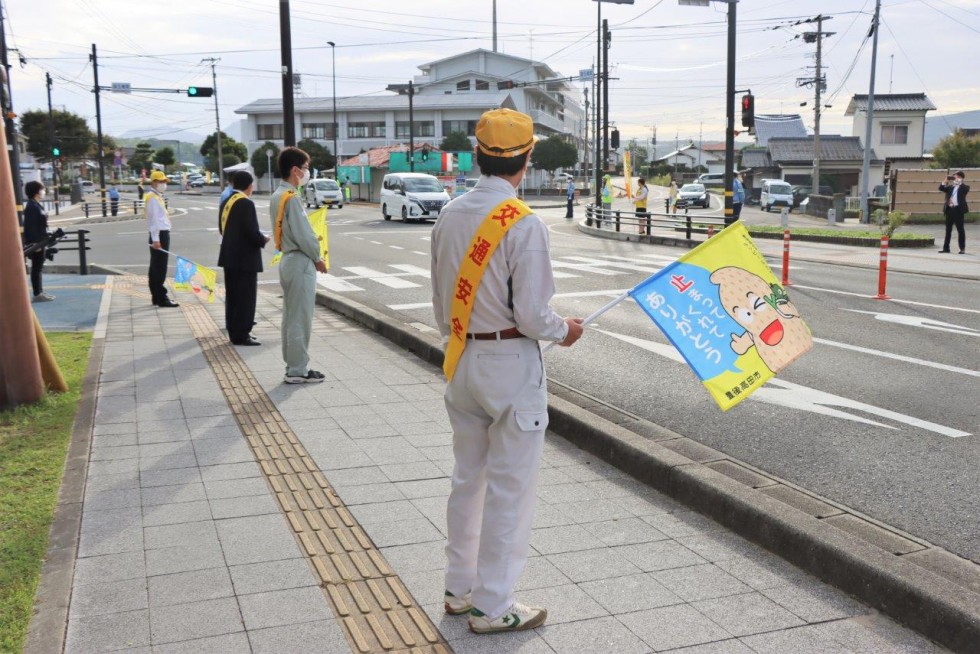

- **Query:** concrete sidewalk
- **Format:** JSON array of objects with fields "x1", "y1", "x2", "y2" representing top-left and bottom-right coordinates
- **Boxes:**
[{"x1": 32, "y1": 279, "x2": 947, "y2": 653}]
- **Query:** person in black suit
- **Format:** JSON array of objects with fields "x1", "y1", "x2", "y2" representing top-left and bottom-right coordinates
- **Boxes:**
[
  {"x1": 218, "y1": 171, "x2": 270, "y2": 345},
  {"x1": 939, "y1": 170, "x2": 969, "y2": 254},
  {"x1": 23, "y1": 181, "x2": 55, "y2": 302}
]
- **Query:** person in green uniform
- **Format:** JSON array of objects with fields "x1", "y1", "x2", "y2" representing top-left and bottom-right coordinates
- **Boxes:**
[{"x1": 270, "y1": 146, "x2": 327, "y2": 384}]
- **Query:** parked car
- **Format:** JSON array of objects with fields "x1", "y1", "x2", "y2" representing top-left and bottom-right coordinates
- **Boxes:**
[
  {"x1": 188, "y1": 177, "x2": 206, "y2": 188},
  {"x1": 305, "y1": 178, "x2": 344, "y2": 209},
  {"x1": 676, "y1": 183, "x2": 710, "y2": 209},
  {"x1": 791, "y1": 185, "x2": 833, "y2": 207},
  {"x1": 696, "y1": 173, "x2": 725, "y2": 186},
  {"x1": 760, "y1": 179, "x2": 794, "y2": 212},
  {"x1": 380, "y1": 173, "x2": 451, "y2": 222}
]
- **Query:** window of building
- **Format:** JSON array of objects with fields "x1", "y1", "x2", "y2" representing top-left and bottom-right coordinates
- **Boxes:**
[
  {"x1": 442, "y1": 120, "x2": 477, "y2": 136},
  {"x1": 880, "y1": 124, "x2": 909, "y2": 145},
  {"x1": 475, "y1": 79, "x2": 489, "y2": 91},
  {"x1": 256, "y1": 123, "x2": 283, "y2": 140},
  {"x1": 301, "y1": 123, "x2": 337, "y2": 139},
  {"x1": 456, "y1": 80, "x2": 471, "y2": 92},
  {"x1": 347, "y1": 121, "x2": 386, "y2": 138},
  {"x1": 395, "y1": 121, "x2": 435, "y2": 138}
]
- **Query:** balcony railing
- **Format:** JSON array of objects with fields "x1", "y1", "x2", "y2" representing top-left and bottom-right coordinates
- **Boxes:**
[{"x1": 529, "y1": 109, "x2": 564, "y2": 133}]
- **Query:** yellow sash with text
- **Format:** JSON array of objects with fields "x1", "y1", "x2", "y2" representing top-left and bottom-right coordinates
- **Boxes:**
[
  {"x1": 443, "y1": 197, "x2": 533, "y2": 381},
  {"x1": 220, "y1": 192, "x2": 246, "y2": 233},
  {"x1": 273, "y1": 190, "x2": 297, "y2": 252}
]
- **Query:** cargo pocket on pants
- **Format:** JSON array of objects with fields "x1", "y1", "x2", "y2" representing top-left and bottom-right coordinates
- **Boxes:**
[{"x1": 515, "y1": 410, "x2": 549, "y2": 432}]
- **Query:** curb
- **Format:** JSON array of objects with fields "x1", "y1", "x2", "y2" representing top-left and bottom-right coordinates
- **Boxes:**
[
  {"x1": 313, "y1": 288, "x2": 980, "y2": 653},
  {"x1": 576, "y1": 222, "x2": 980, "y2": 282}
]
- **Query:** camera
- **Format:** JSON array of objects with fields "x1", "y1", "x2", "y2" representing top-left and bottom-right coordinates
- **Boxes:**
[{"x1": 45, "y1": 247, "x2": 58, "y2": 262}]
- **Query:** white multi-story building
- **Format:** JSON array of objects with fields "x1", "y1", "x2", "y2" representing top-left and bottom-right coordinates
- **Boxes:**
[{"x1": 235, "y1": 48, "x2": 586, "y2": 177}]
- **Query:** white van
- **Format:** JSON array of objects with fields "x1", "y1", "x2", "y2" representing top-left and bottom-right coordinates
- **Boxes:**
[
  {"x1": 381, "y1": 173, "x2": 451, "y2": 222},
  {"x1": 697, "y1": 173, "x2": 725, "y2": 186},
  {"x1": 760, "y1": 179, "x2": 794, "y2": 212}
]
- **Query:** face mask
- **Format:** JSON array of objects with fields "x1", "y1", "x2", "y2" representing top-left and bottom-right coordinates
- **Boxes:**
[
  {"x1": 954, "y1": 178, "x2": 962, "y2": 186},
  {"x1": 158, "y1": 184, "x2": 168, "y2": 193},
  {"x1": 38, "y1": 190, "x2": 46, "y2": 200},
  {"x1": 299, "y1": 169, "x2": 311, "y2": 186}
]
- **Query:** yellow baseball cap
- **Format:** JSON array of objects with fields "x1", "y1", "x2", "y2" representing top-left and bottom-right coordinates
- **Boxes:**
[
  {"x1": 149, "y1": 170, "x2": 169, "y2": 183},
  {"x1": 475, "y1": 108, "x2": 538, "y2": 158}
]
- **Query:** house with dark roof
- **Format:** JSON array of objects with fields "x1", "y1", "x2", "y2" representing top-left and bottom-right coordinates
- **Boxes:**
[
  {"x1": 845, "y1": 93, "x2": 936, "y2": 166},
  {"x1": 752, "y1": 114, "x2": 808, "y2": 147}
]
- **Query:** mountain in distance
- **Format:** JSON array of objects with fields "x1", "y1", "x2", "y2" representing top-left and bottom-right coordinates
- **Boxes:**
[
  {"x1": 924, "y1": 109, "x2": 980, "y2": 152},
  {"x1": 117, "y1": 128, "x2": 207, "y2": 144}
]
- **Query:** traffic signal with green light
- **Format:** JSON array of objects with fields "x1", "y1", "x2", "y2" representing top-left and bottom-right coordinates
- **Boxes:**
[
  {"x1": 52, "y1": 146, "x2": 60, "y2": 157},
  {"x1": 187, "y1": 86, "x2": 214, "y2": 98},
  {"x1": 421, "y1": 144, "x2": 430, "y2": 162}
]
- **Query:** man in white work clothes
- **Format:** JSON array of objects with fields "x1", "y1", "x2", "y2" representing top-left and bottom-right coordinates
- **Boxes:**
[
  {"x1": 145, "y1": 170, "x2": 178, "y2": 307},
  {"x1": 431, "y1": 108, "x2": 584, "y2": 634}
]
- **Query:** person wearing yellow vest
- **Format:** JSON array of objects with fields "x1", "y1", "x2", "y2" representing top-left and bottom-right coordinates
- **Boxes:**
[
  {"x1": 270, "y1": 147, "x2": 327, "y2": 384},
  {"x1": 145, "y1": 170, "x2": 178, "y2": 307},
  {"x1": 601, "y1": 173, "x2": 613, "y2": 226},
  {"x1": 218, "y1": 171, "x2": 269, "y2": 346},
  {"x1": 633, "y1": 176, "x2": 649, "y2": 235},
  {"x1": 431, "y1": 108, "x2": 584, "y2": 635}
]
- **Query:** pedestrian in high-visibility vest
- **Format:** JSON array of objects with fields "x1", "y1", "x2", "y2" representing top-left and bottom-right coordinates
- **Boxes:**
[
  {"x1": 601, "y1": 174, "x2": 613, "y2": 226},
  {"x1": 634, "y1": 177, "x2": 649, "y2": 235}
]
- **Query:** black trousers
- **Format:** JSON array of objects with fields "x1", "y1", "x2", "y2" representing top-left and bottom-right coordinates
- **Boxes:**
[
  {"x1": 148, "y1": 230, "x2": 171, "y2": 304},
  {"x1": 943, "y1": 208, "x2": 966, "y2": 252},
  {"x1": 29, "y1": 251, "x2": 45, "y2": 296},
  {"x1": 110, "y1": 199, "x2": 119, "y2": 216},
  {"x1": 224, "y1": 268, "x2": 258, "y2": 342},
  {"x1": 566, "y1": 197, "x2": 574, "y2": 218}
]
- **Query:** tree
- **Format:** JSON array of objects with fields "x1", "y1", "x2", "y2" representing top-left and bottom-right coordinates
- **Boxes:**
[
  {"x1": 251, "y1": 142, "x2": 279, "y2": 178},
  {"x1": 625, "y1": 140, "x2": 649, "y2": 167},
  {"x1": 19, "y1": 108, "x2": 93, "y2": 159},
  {"x1": 530, "y1": 136, "x2": 578, "y2": 175},
  {"x1": 200, "y1": 131, "x2": 247, "y2": 172},
  {"x1": 932, "y1": 131, "x2": 980, "y2": 169},
  {"x1": 440, "y1": 131, "x2": 472, "y2": 152},
  {"x1": 297, "y1": 138, "x2": 336, "y2": 173},
  {"x1": 129, "y1": 142, "x2": 155, "y2": 174},
  {"x1": 154, "y1": 146, "x2": 176, "y2": 170}
]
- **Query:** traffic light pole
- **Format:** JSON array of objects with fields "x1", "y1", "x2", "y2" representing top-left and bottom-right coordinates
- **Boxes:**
[
  {"x1": 279, "y1": 0, "x2": 296, "y2": 146},
  {"x1": 203, "y1": 58, "x2": 224, "y2": 187},
  {"x1": 594, "y1": 0, "x2": 602, "y2": 218},
  {"x1": 90, "y1": 43, "x2": 107, "y2": 218},
  {"x1": 46, "y1": 73, "x2": 60, "y2": 215},
  {"x1": 408, "y1": 80, "x2": 415, "y2": 172},
  {"x1": 0, "y1": 1, "x2": 24, "y2": 225},
  {"x1": 602, "y1": 19, "x2": 610, "y2": 177},
  {"x1": 723, "y1": 0, "x2": 736, "y2": 226}
]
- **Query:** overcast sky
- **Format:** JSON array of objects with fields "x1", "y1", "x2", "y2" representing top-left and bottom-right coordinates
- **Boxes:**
[{"x1": 6, "y1": 0, "x2": 979, "y2": 147}]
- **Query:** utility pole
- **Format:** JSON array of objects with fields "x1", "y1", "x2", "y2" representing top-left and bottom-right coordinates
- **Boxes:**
[
  {"x1": 90, "y1": 44, "x2": 107, "y2": 218},
  {"x1": 0, "y1": 1, "x2": 23, "y2": 224},
  {"x1": 860, "y1": 0, "x2": 882, "y2": 224},
  {"x1": 722, "y1": 0, "x2": 736, "y2": 226},
  {"x1": 279, "y1": 0, "x2": 296, "y2": 146},
  {"x1": 408, "y1": 80, "x2": 415, "y2": 172},
  {"x1": 799, "y1": 15, "x2": 834, "y2": 197},
  {"x1": 594, "y1": 2, "x2": 602, "y2": 214},
  {"x1": 327, "y1": 42, "x2": 337, "y2": 171},
  {"x1": 492, "y1": 0, "x2": 498, "y2": 52},
  {"x1": 602, "y1": 19, "x2": 610, "y2": 177},
  {"x1": 202, "y1": 58, "x2": 224, "y2": 187},
  {"x1": 583, "y1": 87, "x2": 589, "y2": 184},
  {"x1": 46, "y1": 73, "x2": 60, "y2": 215}
]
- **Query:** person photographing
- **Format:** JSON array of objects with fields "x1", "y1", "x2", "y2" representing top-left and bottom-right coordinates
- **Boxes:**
[{"x1": 939, "y1": 171, "x2": 969, "y2": 254}]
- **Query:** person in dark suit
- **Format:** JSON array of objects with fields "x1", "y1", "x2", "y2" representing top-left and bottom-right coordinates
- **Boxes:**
[
  {"x1": 218, "y1": 171, "x2": 270, "y2": 345},
  {"x1": 23, "y1": 181, "x2": 55, "y2": 302},
  {"x1": 939, "y1": 171, "x2": 969, "y2": 254}
]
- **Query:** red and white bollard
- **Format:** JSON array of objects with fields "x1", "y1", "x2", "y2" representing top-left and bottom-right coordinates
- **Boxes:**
[
  {"x1": 707, "y1": 224, "x2": 716, "y2": 239},
  {"x1": 781, "y1": 229, "x2": 792, "y2": 286},
  {"x1": 874, "y1": 235, "x2": 891, "y2": 300}
]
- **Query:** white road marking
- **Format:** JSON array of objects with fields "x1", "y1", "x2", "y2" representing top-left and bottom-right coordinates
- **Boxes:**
[
  {"x1": 391, "y1": 302, "x2": 431, "y2": 310},
  {"x1": 316, "y1": 273, "x2": 364, "y2": 292},
  {"x1": 389, "y1": 264, "x2": 431, "y2": 277},
  {"x1": 593, "y1": 329, "x2": 971, "y2": 438},
  {"x1": 370, "y1": 240, "x2": 383, "y2": 245},
  {"x1": 191, "y1": 207, "x2": 203, "y2": 211},
  {"x1": 561, "y1": 255, "x2": 662, "y2": 274},
  {"x1": 812, "y1": 337, "x2": 980, "y2": 378},
  {"x1": 843, "y1": 310, "x2": 980, "y2": 336},
  {"x1": 790, "y1": 284, "x2": 980, "y2": 314},
  {"x1": 551, "y1": 260, "x2": 622, "y2": 276},
  {"x1": 389, "y1": 245, "x2": 405, "y2": 250},
  {"x1": 342, "y1": 266, "x2": 419, "y2": 289},
  {"x1": 421, "y1": 236, "x2": 431, "y2": 242},
  {"x1": 555, "y1": 289, "x2": 630, "y2": 298},
  {"x1": 412, "y1": 251, "x2": 428, "y2": 256},
  {"x1": 552, "y1": 271, "x2": 579, "y2": 279}
]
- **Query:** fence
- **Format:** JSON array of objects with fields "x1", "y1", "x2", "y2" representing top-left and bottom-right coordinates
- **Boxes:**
[
  {"x1": 890, "y1": 167, "x2": 980, "y2": 216},
  {"x1": 584, "y1": 204, "x2": 724, "y2": 240},
  {"x1": 81, "y1": 198, "x2": 166, "y2": 219}
]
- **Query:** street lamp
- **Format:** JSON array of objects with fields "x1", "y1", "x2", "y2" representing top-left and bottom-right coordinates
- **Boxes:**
[
  {"x1": 680, "y1": 0, "x2": 737, "y2": 226},
  {"x1": 267, "y1": 146, "x2": 276, "y2": 193},
  {"x1": 327, "y1": 41, "x2": 338, "y2": 174}
]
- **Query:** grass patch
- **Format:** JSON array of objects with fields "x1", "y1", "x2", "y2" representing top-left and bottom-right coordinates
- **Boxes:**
[
  {"x1": 747, "y1": 225, "x2": 931, "y2": 240},
  {"x1": 0, "y1": 332, "x2": 92, "y2": 653}
]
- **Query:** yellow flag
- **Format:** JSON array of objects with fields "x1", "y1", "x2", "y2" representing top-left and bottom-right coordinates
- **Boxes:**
[
  {"x1": 624, "y1": 151, "x2": 633, "y2": 199},
  {"x1": 308, "y1": 206, "x2": 330, "y2": 267},
  {"x1": 174, "y1": 256, "x2": 218, "y2": 304}
]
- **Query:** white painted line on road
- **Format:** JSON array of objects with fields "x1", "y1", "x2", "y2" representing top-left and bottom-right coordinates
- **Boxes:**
[
  {"x1": 812, "y1": 337, "x2": 980, "y2": 378},
  {"x1": 370, "y1": 240, "x2": 383, "y2": 245},
  {"x1": 389, "y1": 245, "x2": 405, "y2": 250},
  {"x1": 842, "y1": 310, "x2": 980, "y2": 336},
  {"x1": 316, "y1": 273, "x2": 363, "y2": 292},
  {"x1": 421, "y1": 236, "x2": 431, "y2": 242},
  {"x1": 791, "y1": 284, "x2": 980, "y2": 314},
  {"x1": 562, "y1": 255, "x2": 662, "y2": 274},
  {"x1": 552, "y1": 261, "x2": 622, "y2": 276},
  {"x1": 389, "y1": 264, "x2": 430, "y2": 277},
  {"x1": 342, "y1": 266, "x2": 419, "y2": 289},
  {"x1": 191, "y1": 207, "x2": 203, "y2": 211},
  {"x1": 412, "y1": 251, "x2": 428, "y2": 256},
  {"x1": 390, "y1": 302, "x2": 431, "y2": 311},
  {"x1": 555, "y1": 289, "x2": 630, "y2": 298},
  {"x1": 552, "y1": 271, "x2": 579, "y2": 279},
  {"x1": 593, "y1": 329, "x2": 971, "y2": 438}
]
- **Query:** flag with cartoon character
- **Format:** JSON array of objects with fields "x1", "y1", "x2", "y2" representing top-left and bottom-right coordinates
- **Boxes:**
[{"x1": 629, "y1": 222, "x2": 812, "y2": 410}]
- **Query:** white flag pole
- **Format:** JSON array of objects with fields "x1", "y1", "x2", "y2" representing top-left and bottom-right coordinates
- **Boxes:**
[{"x1": 542, "y1": 291, "x2": 630, "y2": 353}]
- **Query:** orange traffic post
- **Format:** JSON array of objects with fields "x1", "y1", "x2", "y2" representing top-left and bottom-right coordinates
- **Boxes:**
[
  {"x1": 874, "y1": 235, "x2": 891, "y2": 300},
  {"x1": 781, "y1": 229, "x2": 792, "y2": 286}
]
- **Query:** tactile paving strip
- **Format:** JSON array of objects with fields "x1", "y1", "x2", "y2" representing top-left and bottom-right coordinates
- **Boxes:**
[{"x1": 179, "y1": 302, "x2": 452, "y2": 653}]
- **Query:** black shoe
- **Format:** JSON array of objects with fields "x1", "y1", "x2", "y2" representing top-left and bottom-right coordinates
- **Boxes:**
[
  {"x1": 233, "y1": 337, "x2": 261, "y2": 346},
  {"x1": 284, "y1": 369, "x2": 326, "y2": 384},
  {"x1": 959, "y1": 250, "x2": 966, "y2": 254},
  {"x1": 156, "y1": 298, "x2": 180, "y2": 308},
  {"x1": 938, "y1": 249, "x2": 951, "y2": 253}
]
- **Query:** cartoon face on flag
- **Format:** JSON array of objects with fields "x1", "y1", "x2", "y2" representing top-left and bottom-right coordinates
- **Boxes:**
[
  {"x1": 173, "y1": 256, "x2": 217, "y2": 303},
  {"x1": 629, "y1": 222, "x2": 812, "y2": 410}
]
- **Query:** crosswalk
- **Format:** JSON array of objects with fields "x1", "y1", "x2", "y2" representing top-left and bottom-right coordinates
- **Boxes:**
[{"x1": 314, "y1": 253, "x2": 675, "y2": 295}]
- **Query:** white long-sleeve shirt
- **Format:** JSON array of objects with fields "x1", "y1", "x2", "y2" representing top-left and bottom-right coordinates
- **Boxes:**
[
  {"x1": 431, "y1": 175, "x2": 568, "y2": 347},
  {"x1": 145, "y1": 189, "x2": 171, "y2": 242}
]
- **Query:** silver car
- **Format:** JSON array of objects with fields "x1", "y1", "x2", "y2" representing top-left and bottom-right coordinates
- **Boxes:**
[{"x1": 305, "y1": 178, "x2": 344, "y2": 209}]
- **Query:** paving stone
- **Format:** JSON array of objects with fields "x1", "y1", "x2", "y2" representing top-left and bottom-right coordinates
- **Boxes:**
[
  {"x1": 614, "y1": 540, "x2": 708, "y2": 572},
  {"x1": 69, "y1": 578, "x2": 148, "y2": 618},
  {"x1": 64, "y1": 609, "x2": 150, "y2": 653},
  {"x1": 314, "y1": 449, "x2": 375, "y2": 470},
  {"x1": 77, "y1": 524, "x2": 143, "y2": 558},
  {"x1": 228, "y1": 558, "x2": 318, "y2": 595},
  {"x1": 145, "y1": 542, "x2": 227, "y2": 577},
  {"x1": 546, "y1": 547, "x2": 641, "y2": 583},
  {"x1": 676, "y1": 531, "x2": 767, "y2": 563},
  {"x1": 74, "y1": 551, "x2": 146, "y2": 586},
  {"x1": 692, "y1": 592, "x2": 805, "y2": 637},
  {"x1": 395, "y1": 477, "x2": 452, "y2": 499},
  {"x1": 349, "y1": 499, "x2": 426, "y2": 525},
  {"x1": 761, "y1": 580, "x2": 869, "y2": 623},
  {"x1": 209, "y1": 493, "x2": 280, "y2": 519},
  {"x1": 618, "y1": 604, "x2": 732, "y2": 651},
  {"x1": 203, "y1": 476, "x2": 270, "y2": 500},
  {"x1": 137, "y1": 454, "x2": 198, "y2": 472},
  {"x1": 144, "y1": 520, "x2": 218, "y2": 550},
  {"x1": 140, "y1": 501, "x2": 211, "y2": 528},
  {"x1": 94, "y1": 422, "x2": 138, "y2": 437},
  {"x1": 150, "y1": 630, "x2": 251, "y2": 653},
  {"x1": 664, "y1": 640, "x2": 754, "y2": 653},
  {"x1": 450, "y1": 630, "x2": 556, "y2": 654},
  {"x1": 139, "y1": 467, "x2": 202, "y2": 488},
  {"x1": 136, "y1": 400, "x2": 184, "y2": 423},
  {"x1": 519, "y1": 584, "x2": 608, "y2": 625},
  {"x1": 531, "y1": 503, "x2": 577, "y2": 529},
  {"x1": 363, "y1": 517, "x2": 445, "y2": 548},
  {"x1": 149, "y1": 597, "x2": 244, "y2": 645},
  {"x1": 713, "y1": 553, "x2": 810, "y2": 591},
  {"x1": 192, "y1": 439, "x2": 255, "y2": 466},
  {"x1": 582, "y1": 517, "x2": 669, "y2": 547},
  {"x1": 88, "y1": 458, "x2": 140, "y2": 477},
  {"x1": 379, "y1": 541, "x2": 447, "y2": 574},
  {"x1": 579, "y1": 573, "x2": 682, "y2": 615},
  {"x1": 148, "y1": 567, "x2": 235, "y2": 608},
  {"x1": 198, "y1": 461, "x2": 263, "y2": 482},
  {"x1": 334, "y1": 481, "x2": 406, "y2": 505},
  {"x1": 141, "y1": 482, "x2": 207, "y2": 506},
  {"x1": 813, "y1": 615, "x2": 946, "y2": 653},
  {"x1": 537, "y1": 482, "x2": 600, "y2": 505},
  {"x1": 215, "y1": 514, "x2": 301, "y2": 566},
  {"x1": 247, "y1": 619, "x2": 351, "y2": 654},
  {"x1": 512, "y1": 556, "x2": 572, "y2": 593},
  {"x1": 180, "y1": 397, "x2": 233, "y2": 419},
  {"x1": 238, "y1": 586, "x2": 333, "y2": 630},
  {"x1": 739, "y1": 624, "x2": 846, "y2": 653},
  {"x1": 137, "y1": 426, "x2": 191, "y2": 445},
  {"x1": 92, "y1": 432, "x2": 139, "y2": 448},
  {"x1": 138, "y1": 441, "x2": 193, "y2": 459},
  {"x1": 91, "y1": 445, "x2": 140, "y2": 461},
  {"x1": 84, "y1": 489, "x2": 142, "y2": 512},
  {"x1": 550, "y1": 497, "x2": 636, "y2": 524},
  {"x1": 652, "y1": 563, "x2": 754, "y2": 602},
  {"x1": 379, "y1": 460, "x2": 447, "y2": 482},
  {"x1": 539, "y1": 615, "x2": 648, "y2": 654},
  {"x1": 642, "y1": 510, "x2": 728, "y2": 539},
  {"x1": 320, "y1": 465, "x2": 388, "y2": 488},
  {"x1": 531, "y1": 524, "x2": 607, "y2": 555}
]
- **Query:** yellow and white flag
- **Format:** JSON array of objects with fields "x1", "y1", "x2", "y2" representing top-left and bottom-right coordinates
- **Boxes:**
[{"x1": 270, "y1": 206, "x2": 329, "y2": 267}]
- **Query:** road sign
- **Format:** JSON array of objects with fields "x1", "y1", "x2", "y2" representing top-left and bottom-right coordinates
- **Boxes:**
[
  {"x1": 579, "y1": 69, "x2": 594, "y2": 82},
  {"x1": 111, "y1": 82, "x2": 132, "y2": 94}
]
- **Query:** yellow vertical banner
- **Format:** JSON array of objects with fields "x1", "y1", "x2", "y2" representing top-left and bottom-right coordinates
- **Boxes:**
[
  {"x1": 623, "y1": 151, "x2": 633, "y2": 199},
  {"x1": 308, "y1": 206, "x2": 330, "y2": 268}
]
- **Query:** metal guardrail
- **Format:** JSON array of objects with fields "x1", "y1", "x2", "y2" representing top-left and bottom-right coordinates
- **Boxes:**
[
  {"x1": 81, "y1": 198, "x2": 167, "y2": 219},
  {"x1": 584, "y1": 203, "x2": 724, "y2": 240}
]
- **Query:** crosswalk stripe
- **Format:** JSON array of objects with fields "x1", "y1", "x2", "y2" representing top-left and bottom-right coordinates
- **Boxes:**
[
  {"x1": 412, "y1": 251, "x2": 428, "y2": 256},
  {"x1": 552, "y1": 271, "x2": 578, "y2": 279},
  {"x1": 316, "y1": 273, "x2": 364, "y2": 292},
  {"x1": 389, "y1": 264, "x2": 430, "y2": 276},
  {"x1": 389, "y1": 302, "x2": 431, "y2": 311},
  {"x1": 551, "y1": 261, "x2": 621, "y2": 275},
  {"x1": 342, "y1": 266, "x2": 419, "y2": 289},
  {"x1": 562, "y1": 256, "x2": 662, "y2": 274}
]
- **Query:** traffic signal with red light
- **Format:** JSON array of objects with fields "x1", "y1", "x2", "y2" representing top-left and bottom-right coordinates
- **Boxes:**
[
  {"x1": 741, "y1": 94, "x2": 755, "y2": 128},
  {"x1": 611, "y1": 129, "x2": 620, "y2": 150},
  {"x1": 496, "y1": 80, "x2": 515, "y2": 90}
]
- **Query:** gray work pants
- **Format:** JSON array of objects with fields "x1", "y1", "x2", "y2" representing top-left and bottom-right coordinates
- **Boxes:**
[{"x1": 279, "y1": 252, "x2": 316, "y2": 377}]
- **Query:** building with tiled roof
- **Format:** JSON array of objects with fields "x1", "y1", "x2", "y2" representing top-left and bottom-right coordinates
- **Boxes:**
[
  {"x1": 845, "y1": 93, "x2": 936, "y2": 161},
  {"x1": 752, "y1": 115, "x2": 808, "y2": 147}
]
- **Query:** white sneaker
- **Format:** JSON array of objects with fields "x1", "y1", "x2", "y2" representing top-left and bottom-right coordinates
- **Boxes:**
[
  {"x1": 443, "y1": 590, "x2": 472, "y2": 615},
  {"x1": 32, "y1": 293, "x2": 55, "y2": 302},
  {"x1": 284, "y1": 369, "x2": 326, "y2": 384},
  {"x1": 468, "y1": 601, "x2": 547, "y2": 634}
]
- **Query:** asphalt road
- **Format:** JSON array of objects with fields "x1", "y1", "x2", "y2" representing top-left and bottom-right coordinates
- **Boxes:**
[{"x1": 78, "y1": 192, "x2": 980, "y2": 562}]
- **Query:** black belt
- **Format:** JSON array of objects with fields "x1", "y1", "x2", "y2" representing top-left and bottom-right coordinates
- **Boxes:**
[{"x1": 467, "y1": 327, "x2": 525, "y2": 341}]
